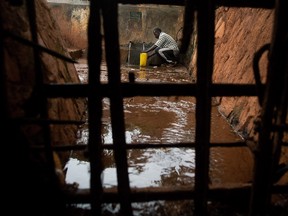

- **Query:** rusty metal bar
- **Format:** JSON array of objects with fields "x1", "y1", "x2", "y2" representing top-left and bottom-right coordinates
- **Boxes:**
[
  {"x1": 11, "y1": 118, "x2": 85, "y2": 125},
  {"x1": 117, "y1": 0, "x2": 275, "y2": 8},
  {"x1": 63, "y1": 184, "x2": 288, "y2": 204},
  {"x1": 87, "y1": 0, "x2": 104, "y2": 214},
  {"x1": 269, "y1": 0, "x2": 288, "y2": 185},
  {"x1": 101, "y1": 0, "x2": 133, "y2": 214},
  {"x1": 3, "y1": 31, "x2": 76, "y2": 63},
  {"x1": 29, "y1": 141, "x2": 288, "y2": 152},
  {"x1": 180, "y1": 0, "x2": 196, "y2": 53},
  {"x1": 30, "y1": 141, "x2": 249, "y2": 152},
  {"x1": 194, "y1": 0, "x2": 215, "y2": 215},
  {"x1": 0, "y1": 7, "x2": 7, "y2": 122},
  {"x1": 42, "y1": 83, "x2": 265, "y2": 98},
  {"x1": 249, "y1": 0, "x2": 288, "y2": 215},
  {"x1": 252, "y1": 43, "x2": 270, "y2": 105},
  {"x1": 2, "y1": 0, "x2": 286, "y2": 215},
  {"x1": 102, "y1": 142, "x2": 249, "y2": 149},
  {"x1": 0, "y1": 4, "x2": 13, "y2": 210},
  {"x1": 215, "y1": 0, "x2": 274, "y2": 8}
]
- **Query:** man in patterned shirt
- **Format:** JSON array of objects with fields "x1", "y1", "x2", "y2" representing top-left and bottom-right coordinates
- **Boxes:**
[{"x1": 144, "y1": 27, "x2": 179, "y2": 67}]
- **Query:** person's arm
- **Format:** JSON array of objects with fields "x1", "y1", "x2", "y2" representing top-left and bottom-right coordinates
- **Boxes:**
[{"x1": 143, "y1": 44, "x2": 157, "y2": 53}]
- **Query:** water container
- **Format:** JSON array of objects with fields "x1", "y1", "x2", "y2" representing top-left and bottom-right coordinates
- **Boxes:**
[{"x1": 140, "y1": 52, "x2": 148, "y2": 67}]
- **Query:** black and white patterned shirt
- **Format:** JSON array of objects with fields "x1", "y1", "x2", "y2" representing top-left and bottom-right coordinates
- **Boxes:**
[{"x1": 154, "y1": 32, "x2": 179, "y2": 51}]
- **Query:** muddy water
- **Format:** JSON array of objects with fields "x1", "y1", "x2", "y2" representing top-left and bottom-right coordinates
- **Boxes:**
[{"x1": 65, "y1": 60, "x2": 254, "y2": 214}]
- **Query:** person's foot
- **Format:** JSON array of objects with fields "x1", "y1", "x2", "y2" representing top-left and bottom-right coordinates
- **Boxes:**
[{"x1": 166, "y1": 61, "x2": 177, "y2": 67}]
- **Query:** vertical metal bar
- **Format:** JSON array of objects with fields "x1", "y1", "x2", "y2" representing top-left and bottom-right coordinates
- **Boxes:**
[
  {"x1": 0, "y1": 7, "x2": 17, "y2": 213},
  {"x1": 101, "y1": 0, "x2": 133, "y2": 215},
  {"x1": 87, "y1": 1, "x2": 104, "y2": 215},
  {"x1": 180, "y1": 0, "x2": 195, "y2": 53},
  {"x1": 194, "y1": 0, "x2": 215, "y2": 215},
  {"x1": 249, "y1": 0, "x2": 287, "y2": 215},
  {"x1": 0, "y1": 0, "x2": 9, "y2": 183},
  {"x1": 0, "y1": 7, "x2": 7, "y2": 123},
  {"x1": 269, "y1": 0, "x2": 288, "y2": 181}
]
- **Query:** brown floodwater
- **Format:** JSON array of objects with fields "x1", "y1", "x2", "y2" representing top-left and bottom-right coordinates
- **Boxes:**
[{"x1": 65, "y1": 60, "x2": 254, "y2": 215}]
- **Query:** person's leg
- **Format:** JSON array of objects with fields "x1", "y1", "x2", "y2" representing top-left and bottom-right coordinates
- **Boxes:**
[
  {"x1": 155, "y1": 47, "x2": 176, "y2": 63},
  {"x1": 147, "y1": 51, "x2": 165, "y2": 66}
]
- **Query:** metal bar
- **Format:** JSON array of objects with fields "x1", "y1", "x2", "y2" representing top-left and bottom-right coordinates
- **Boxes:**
[
  {"x1": 101, "y1": 0, "x2": 133, "y2": 214},
  {"x1": 194, "y1": 1, "x2": 215, "y2": 215},
  {"x1": 269, "y1": 0, "x2": 288, "y2": 185},
  {"x1": 252, "y1": 43, "x2": 270, "y2": 105},
  {"x1": 102, "y1": 142, "x2": 249, "y2": 149},
  {"x1": 63, "y1": 184, "x2": 288, "y2": 204},
  {"x1": 42, "y1": 83, "x2": 265, "y2": 98},
  {"x1": 0, "y1": 6, "x2": 7, "y2": 124},
  {"x1": 11, "y1": 118, "x2": 85, "y2": 125},
  {"x1": 249, "y1": 0, "x2": 288, "y2": 215},
  {"x1": 215, "y1": 0, "x2": 274, "y2": 8},
  {"x1": 3, "y1": 32, "x2": 76, "y2": 63},
  {"x1": 87, "y1": 0, "x2": 104, "y2": 214},
  {"x1": 2, "y1": 0, "x2": 286, "y2": 215},
  {"x1": 30, "y1": 141, "x2": 249, "y2": 152},
  {"x1": 117, "y1": 0, "x2": 275, "y2": 8},
  {"x1": 180, "y1": 0, "x2": 196, "y2": 53}
]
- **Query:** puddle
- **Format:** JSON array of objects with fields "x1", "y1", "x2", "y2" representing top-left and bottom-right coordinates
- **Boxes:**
[{"x1": 66, "y1": 60, "x2": 254, "y2": 214}]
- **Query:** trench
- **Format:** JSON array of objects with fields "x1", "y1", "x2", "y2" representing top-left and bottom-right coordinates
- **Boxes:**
[{"x1": 63, "y1": 55, "x2": 254, "y2": 215}]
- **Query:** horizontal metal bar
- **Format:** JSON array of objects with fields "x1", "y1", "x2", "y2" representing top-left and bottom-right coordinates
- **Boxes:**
[
  {"x1": 11, "y1": 118, "x2": 85, "y2": 125},
  {"x1": 117, "y1": 0, "x2": 274, "y2": 8},
  {"x1": 4, "y1": 31, "x2": 77, "y2": 64},
  {"x1": 103, "y1": 141, "x2": 248, "y2": 149},
  {"x1": 30, "y1": 141, "x2": 248, "y2": 152},
  {"x1": 63, "y1": 183, "x2": 287, "y2": 204},
  {"x1": 43, "y1": 83, "x2": 264, "y2": 97},
  {"x1": 215, "y1": 0, "x2": 274, "y2": 8},
  {"x1": 30, "y1": 144, "x2": 88, "y2": 151}
]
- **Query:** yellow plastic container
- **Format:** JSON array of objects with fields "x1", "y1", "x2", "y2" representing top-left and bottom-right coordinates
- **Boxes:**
[{"x1": 140, "y1": 52, "x2": 148, "y2": 67}]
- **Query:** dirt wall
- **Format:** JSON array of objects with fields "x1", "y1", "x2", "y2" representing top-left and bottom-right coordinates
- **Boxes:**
[
  {"x1": 45, "y1": 3, "x2": 276, "y2": 139},
  {"x1": 46, "y1": 0, "x2": 288, "y2": 181},
  {"x1": 188, "y1": 7, "x2": 274, "y2": 139},
  {"x1": 215, "y1": 7, "x2": 274, "y2": 138},
  {"x1": 1, "y1": 0, "x2": 86, "y2": 161}
]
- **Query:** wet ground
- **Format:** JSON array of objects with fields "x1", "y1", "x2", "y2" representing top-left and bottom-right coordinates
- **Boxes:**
[{"x1": 65, "y1": 60, "x2": 255, "y2": 215}]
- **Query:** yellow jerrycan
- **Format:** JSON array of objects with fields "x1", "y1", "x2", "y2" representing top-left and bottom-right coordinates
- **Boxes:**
[{"x1": 140, "y1": 52, "x2": 148, "y2": 67}]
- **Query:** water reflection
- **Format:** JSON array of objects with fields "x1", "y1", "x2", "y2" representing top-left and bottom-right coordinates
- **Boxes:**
[
  {"x1": 66, "y1": 97, "x2": 252, "y2": 188},
  {"x1": 66, "y1": 127, "x2": 196, "y2": 189},
  {"x1": 66, "y1": 61, "x2": 254, "y2": 214}
]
